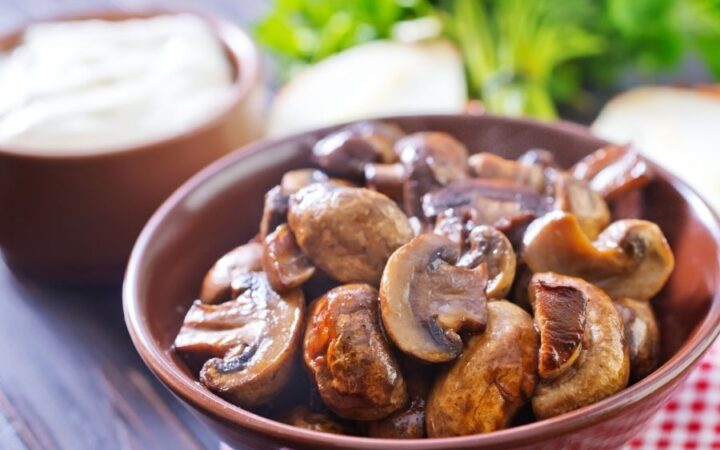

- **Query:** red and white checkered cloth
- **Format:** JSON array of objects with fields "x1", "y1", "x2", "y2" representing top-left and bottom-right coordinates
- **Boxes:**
[{"x1": 622, "y1": 339, "x2": 720, "y2": 449}]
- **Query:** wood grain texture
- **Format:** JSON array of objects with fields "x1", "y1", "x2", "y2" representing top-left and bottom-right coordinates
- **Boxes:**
[{"x1": 0, "y1": 3, "x2": 265, "y2": 449}]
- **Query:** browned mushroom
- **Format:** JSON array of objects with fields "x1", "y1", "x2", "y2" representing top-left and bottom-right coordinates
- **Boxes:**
[
  {"x1": 379, "y1": 233, "x2": 488, "y2": 363},
  {"x1": 366, "y1": 367, "x2": 431, "y2": 438},
  {"x1": 614, "y1": 297, "x2": 660, "y2": 382},
  {"x1": 468, "y1": 152, "x2": 545, "y2": 193},
  {"x1": 260, "y1": 185, "x2": 290, "y2": 240},
  {"x1": 529, "y1": 276, "x2": 588, "y2": 380},
  {"x1": 312, "y1": 121, "x2": 402, "y2": 178},
  {"x1": 303, "y1": 284, "x2": 408, "y2": 420},
  {"x1": 522, "y1": 211, "x2": 675, "y2": 300},
  {"x1": 518, "y1": 148, "x2": 557, "y2": 168},
  {"x1": 174, "y1": 272, "x2": 305, "y2": 406},
  {"x1": 288, "y1": 183, "x2": 413, "y2": 285},
  {"x1": 553, "y1": 173, "x2": 610, "y2": 239},
  {"x1": 529, "y1": 273, "x2": 629, "y2": 419},
  {"x1": 280, "y1": 169, "x2": 329, "y2": 194},
  {"x1": 422, "y1": 179, "x2": 554, "y2": 234},
  {"x1": 571, "y1": 144, "x2": 652, "y2": 201},
  {"x1": 457, "y1": 225, "x2": 516, "y2": 299},
  {"x1": 282, "y1": 406, "x2": 354, "y2": 435},
  {"x1": 262, "y1": 223, "x2": 315, "y2": 292},
  {"x1": 199, "y1": 242, "x2": 263, "y2": 304},
  {"x1": 425, "y1": 301, "x2": 538, "y2": 436}
]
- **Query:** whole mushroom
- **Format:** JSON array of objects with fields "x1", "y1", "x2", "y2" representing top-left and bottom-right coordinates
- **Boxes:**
[
  {"x1": 522, "y1": 211, "x2": 675, "y2": 301},
  {"x1": 303, "y1": 284, "x2": 408, "y2": 420},
  {"x1": 288, "y1": 183, "x2": 413, "y2": 285},
  {"x1": 425, "y1": 301, "x2": 538, "y2": 436},
  {"x1": 379, "y1": 233, "x2": 488, "y2": 363},
  {"x1": 529, "y1": 272, "x2": 630, "y2": 419},
  {"x1": 175, "y1": 272, "x2": 305, "y2": 407}
]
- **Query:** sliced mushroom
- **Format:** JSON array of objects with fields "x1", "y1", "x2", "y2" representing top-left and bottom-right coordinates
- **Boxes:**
[
  {"x1": 199, "y1": 242, "x2": 263, "y2": 304},
  {"x1": 303, "y1": 284, "x2": 408, "y2": 420},
  {"x1": 614, "y1": 297, "x2": 660, "y2": 382},
  {"x1": 468, "y1": 152, "x2": 545, "y2": 193},
  {"x1": 553, "y1": 173, "x2": 610, "y2": 239},
  {"x1": 260, "y1": 185, "x2": 290, "y2": 239},
  {"x1": 571, "y1": 144, "x2": 652, "y2": 201},
  {"x1": 522, "y1": 211, "x2": 675, "y2": 300},
  {"x1": 425, "y1": 301, "x2": 538, "y2": 436},
  {"x1": 312, "y1": 121, "x2": 401, "y2": 178},
  {"x1": 379, "y1": 233, "x2": 488, "y2": 363},
  {"x1": 282, "y1": 406, "x2": 354, "y2": 435},
  {"x1": 529, "y1": 277, "x2": 588, "y2": 380},
  {"x1": 529, "y1": 273, "x2": 629, "y2": 419},
  {"x1": 457, "y1": 225, "x2": 516, "y2": 299},
  {"x1": 367, "y1": 367, "x2": 431, "y2": 439},
  {"x1": 174, "y1": 272, "x2": 305, "y2": 407},
  {"x1": 288, "y1": 183, "x2": 413, "y2": 285},
  {"x1": 422, "y1": 179, "x2": 554, "y2": 233},
  {"x1": 432, "y1": 207, "x2": 474, "y2": 250},
  {"x1": 262, "y1": 223, "x2": 315, "y2": 292}
]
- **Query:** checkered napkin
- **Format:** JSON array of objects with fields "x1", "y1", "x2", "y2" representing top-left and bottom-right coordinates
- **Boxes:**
[{"x1": 622, "y1": 339, "x2": 720, "y2": 449}]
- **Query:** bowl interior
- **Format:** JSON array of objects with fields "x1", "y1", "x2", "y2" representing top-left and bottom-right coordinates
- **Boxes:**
[{"x1": 126, "y1": 115, "x2": 720, "y2": 446}]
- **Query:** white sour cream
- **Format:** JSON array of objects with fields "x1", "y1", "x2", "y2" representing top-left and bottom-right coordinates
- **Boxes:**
[{"x1": 0, "y1": 14, "x2": 235, "y2": 152}]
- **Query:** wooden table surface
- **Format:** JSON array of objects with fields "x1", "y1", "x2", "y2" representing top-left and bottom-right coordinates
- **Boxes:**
[{"x1": 0, "y1": 1, "x2": 265, "y2": 449}]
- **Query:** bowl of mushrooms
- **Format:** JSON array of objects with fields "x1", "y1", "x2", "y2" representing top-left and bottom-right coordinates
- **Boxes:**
[{"x1": 124, "y1": 115, "x2": 720, "y2": 450}]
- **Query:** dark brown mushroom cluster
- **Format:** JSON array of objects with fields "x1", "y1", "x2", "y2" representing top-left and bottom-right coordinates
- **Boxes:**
[{"x1": 172, "y1": 121, "x2": 674, "y2": 438}]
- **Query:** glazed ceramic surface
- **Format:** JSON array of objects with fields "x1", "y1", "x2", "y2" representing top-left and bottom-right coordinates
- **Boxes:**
[{"x1": 124, "y1": 115, "x2": 720, "y2": 450}]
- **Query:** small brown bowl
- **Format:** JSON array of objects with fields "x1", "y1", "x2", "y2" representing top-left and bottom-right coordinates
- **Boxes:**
[
  {"x1": 124, "y1": 115, "x2": 720, "y2": 449},
  {"x1": 0, "y1": 10, "x2": 265, "y2": 283}
]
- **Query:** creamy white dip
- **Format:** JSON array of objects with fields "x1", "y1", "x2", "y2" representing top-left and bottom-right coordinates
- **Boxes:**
[{"x1": 0, "y1": 14, "x2": 235, "y2": 152}]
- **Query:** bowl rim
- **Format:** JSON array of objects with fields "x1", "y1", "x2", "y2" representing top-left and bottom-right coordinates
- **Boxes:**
[
  {"x1": 0, "y1": 8, "x2": 261, "y2": 161},
  {"x1": 124, "y1": 114, "x2": 720, "y2": 449}
]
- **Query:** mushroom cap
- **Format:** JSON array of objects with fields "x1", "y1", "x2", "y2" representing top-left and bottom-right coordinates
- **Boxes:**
[
  {"x1": 379, "y1": 233, "x2": 488, "y2": 363},
  {"x1": 199, "y1": 242, "x2": 263, "y2": 304},
  {"x1": 522, "y1": 211, "x2": 675, "y2": 301},
  {"x1": 262, "y1": 223, "x2": 315, "y2": 292},
  {"x1": 288, "y1": 183, "x2": 413, "y2": 285},
  {"x1": 457, "y1": 225, "x2": 517, "y2": 299},
  {"x1": 282, "y1": 406, "x2": 353, "y2": 435},
  {"x1": 175, "y1": 272, "x2": 305, "y2": 407},
  {"x1": 259, "y1": 185, "x2": 290, "y2": 240},
  {"x1": 614, "y1": 297, "x2": 660, "y2": 382},
  {"x1": 553, "y1": 173, "x2": 610, "y2": 239},
  {"x1": 281, "y1": 169, "x2": 330, "y2": 195},
  {"x1": 571, "y1": 144, "x2": 652, "y2": 201},
  {"x1": 425, "y1": 301, "x2": 538, "y2": 436},
  {"x1": 529, "y1": 278, "x2": 588, "y2": 380},
  {"x1": 530, "y1": 273, "x2": 630, "y2": 420},
  {"x1": 468, "y1": 152, "x2": 545, "y2": 193},
  {"x1": 303, "y1": 284, "x2": 408, "y2": 420}
]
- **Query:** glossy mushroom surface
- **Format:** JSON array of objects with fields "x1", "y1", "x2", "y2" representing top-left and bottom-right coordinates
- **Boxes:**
[
  {"x1": 303, "y1": 284, "x2": 408, "y2": 420},
  {"x1": 380, "y1": 233, "x2": 488, "y2": 363},
  {"x1": 199, "y1": 242, "x2": 263, "y2": 304},
  {"x1": 457, "y1": 225, "x2": 517, "y2": 299},
  {"x1": 281, "y1": 406, "x2": 353, "y2": 435},
  {"x1": 468, "y1": 152, "x2": 545, "y2": 193},
  {"x1": 523, "y1": 211, "x2": 675, "y2": 300},
  {"x1": 425, "y1": 301, "x2": 538, "y2": 436},
  {"x1": 615, "y1": 297, "x2": 660, "y2": 382},
  {"x1": 175, "y1": 272, "x2": 305, "y2": 407},
  {"x1": 553, "y1": 173, "x2": 610, "y2": 239},
  {"x1": 529, "y1": 273, "x2": 629, "y2": 420},
  {"x1": 262, "y1": 223, "x2": 315, "y2": 292},
  {"x1": 288, "y1": 183, "x2": 413, "y2": 285},
  {"x1": 571, "y1": 145, "x2": 652, "y2": 201}
]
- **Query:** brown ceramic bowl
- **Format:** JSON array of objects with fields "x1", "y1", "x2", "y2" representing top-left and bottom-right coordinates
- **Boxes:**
[
  {"x1": 0, "y1": 10, "x2": 265, "y2": 283},
  {"x1": 124, "y1": 115, "x2": 720, "y2": 449}
]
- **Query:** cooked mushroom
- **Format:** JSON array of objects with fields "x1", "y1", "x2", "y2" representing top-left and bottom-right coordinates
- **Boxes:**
[
  {"x1": 282, "y1": 406, "x2": 354, "y2": 435},
  {"x1": 199, "y1": 242, "x2": 263, "y2": 304},
  {"x1": 529, "y1": 273, "x2": 629, "y2": 419},
  {"x1": 457, "y1": 225, "x2": 516, "y2": 299},
  {"x1": 364, "y1": 162, "x2": 406, "y2": 204},
  {"x1": 379, "y1": 233, "x2": 488, "y2": 363},
  {"x1": 280, "y1": 169, "x2": 329, "y2": 194},
  {"x1": 614, "y1": 297, "x2": 660, "y2": 382},
  {"x1": 303, "y1": 284, "x2": 408, "y2": 420},
  {"x1": 522, "y1": 211, "x2": 675, "y2": 300},
  {"x1": 529, "y1": 277, "x2": 588, "y2": 380},
  {"x1": 174, "y1": 272, "x2": 305, "y2": 406},
  {"x1": 425, "y1": 301, "x2": 538, "y2": 436},
  {"x1": 312, "y1": 121, "x2": 401, "y2": 177},
  {"x1": 288, "y1": 183, "x2": 413, "y2": 285},
  {"x1": 367, "y1": 367, "x2": 431, "y2": 439},
  {"x1": 571, "y1": 144, "x2": 652, "y2": 201},
  {"x1": 260, "y1": 185, "x2": 290, "y2": 239},
  {"x1": 518, "y1": 148, "x2": 557, "y2": 168},
  {"x1": 422, "y1": 179, "x2": 554, "y2": 233},
  {"x1": 262, "y1": 223, "x2": 315, "y2": 292},
  {"x1": 553, "y1": 173, "x2": 610, "y2": 239},
  {"x1": 468, "y1": 152, "x2": 545, "y2": 193}
]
